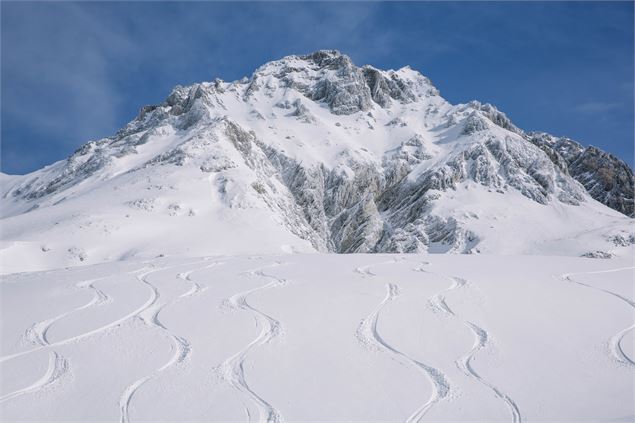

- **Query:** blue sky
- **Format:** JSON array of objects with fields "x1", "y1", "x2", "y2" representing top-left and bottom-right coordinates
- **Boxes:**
[{"x1": 1, "y1": 1, "x2": 633, "y2": 174}]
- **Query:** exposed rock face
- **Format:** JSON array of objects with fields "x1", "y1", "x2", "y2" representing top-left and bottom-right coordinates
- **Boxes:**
[
  {"x1": 2, "y1": 50, "x2": 632, "y2": 259},
  {"x1": 529, "y1": 133, "x2": 634, "y2": 216},
  {"x1": 568, "y1": 148, "x2": 634, "y2": 217}
]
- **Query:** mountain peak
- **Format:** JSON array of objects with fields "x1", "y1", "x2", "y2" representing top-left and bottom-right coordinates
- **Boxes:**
[
  {"x1": 1, "y1": 51, "x2": 632, "y2": 269},
  {"x1": 300, "y1": 49, "x2": 350, "y2": 65},
  {"x1": 247, "y1": 49, "x2": 439, "y2": 115}
]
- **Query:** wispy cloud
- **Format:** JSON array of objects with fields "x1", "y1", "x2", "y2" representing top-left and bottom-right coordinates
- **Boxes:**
[
  {"x1": 2, "y1": 2, "x2": 138, "y2": 146},
  {"x1": 574, "y1": 101, "x2": 620, "y2": 114}
]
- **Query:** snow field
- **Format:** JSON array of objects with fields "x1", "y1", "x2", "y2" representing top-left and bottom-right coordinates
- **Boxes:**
[{"x1": 1, "y1": 254, "x2": 633, "y2": 421}]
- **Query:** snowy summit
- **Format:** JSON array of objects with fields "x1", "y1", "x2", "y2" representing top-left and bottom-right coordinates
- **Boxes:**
[{"x1": 1, "y1": 50, "x2": 633, "y2": 272}]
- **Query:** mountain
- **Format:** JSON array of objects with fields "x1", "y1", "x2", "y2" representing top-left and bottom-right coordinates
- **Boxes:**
[
  {"x1": 1, "y1": 50, "x2": 633, "y2": 272},
  {"x1": 528, "y1": 132, "x2": 634, "y2": 217}
]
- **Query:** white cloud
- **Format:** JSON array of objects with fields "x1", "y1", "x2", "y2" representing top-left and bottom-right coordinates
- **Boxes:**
[{"x1": 574, "y1": 101, "x2": 620, "y2": 114}]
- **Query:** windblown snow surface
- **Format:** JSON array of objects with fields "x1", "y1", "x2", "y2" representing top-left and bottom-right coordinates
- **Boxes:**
[{"x1": 1, "y1": 254, "x2": 633, "y2": 422}]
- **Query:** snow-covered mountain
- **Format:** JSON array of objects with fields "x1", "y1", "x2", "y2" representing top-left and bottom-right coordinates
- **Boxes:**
[{"x1": 1, "y1": 50, "x2": 633, "y2": 272}]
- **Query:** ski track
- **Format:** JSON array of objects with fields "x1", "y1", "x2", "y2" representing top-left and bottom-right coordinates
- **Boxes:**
[
  {"x1": 354, "y1": 257, "x2": 406, "y2": 278},
  {"x1": 0, "y1": 272, "x2": 133, "y2": 404},
  {"x1": 561, "y1": 267, "x2": 635, "y2": 367},
  {"x1": 3, "y1": 259, "x2": 629, "y2": 420},
  {"x1": 0, "y1": 267, "x2": 152, "y2": 365},
  {"x1": 356, "y1": 260, "x2": 450, "y2": 422},
  {"x1": 119, "y1": 259, "x2": 222, "y2": 423},
  {"x1": 357, "y1": 282, "x2": 451, "y2": 422},
  {"x1": 0, "y1": 260, "x2": 207, "y2": 408},
  {"x1": 415, "y1": 263, "x2": 521, "y2": 423},
  {"x1": 0, "y1": 351, "x2": 68, "y2": 404},
  {"x1": 216, "y1": 262, "x2": 286, "y2": 423},
  {"x1": 455, "y1": 321, "x2": 521, "y2": 423}
]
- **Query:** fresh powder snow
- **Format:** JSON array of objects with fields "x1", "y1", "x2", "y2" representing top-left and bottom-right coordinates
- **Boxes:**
[{"x1": 1, "y1": 255, "x2": 634, "y2": 421}]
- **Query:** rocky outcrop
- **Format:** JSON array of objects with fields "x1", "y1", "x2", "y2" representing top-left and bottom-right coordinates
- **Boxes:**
[
  {"x1": 529, "y1": 132, "x2": 634, "y2": 216},
  {"x1": 568, "y1": 147, "x2": 634, "y2": 217}
]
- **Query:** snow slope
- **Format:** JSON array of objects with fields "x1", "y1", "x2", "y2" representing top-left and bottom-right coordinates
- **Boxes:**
[
  {"x1": 1, "y1": 50, "x2": 633, "y2": 273},
  {"x1": 1, "y1": 254, "x2": 633, "y2": 421}
]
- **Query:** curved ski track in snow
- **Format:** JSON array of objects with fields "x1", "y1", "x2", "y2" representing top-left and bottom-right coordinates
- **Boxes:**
[
  {"x1": 415, "y1": 263, "x2": 521, "y2": 423},
  {"x1": 0, "y1": 273, "x2": 127, "y2": 404},
  {"x1": 0, "y1": 260, "x2": 204, "y2": 408},
  {"x1": 356, "y1": 259, "x2": 451, "y2": 422},
  {"x1": 562, "y1": 267, "x2": 635, "y2": 367},
  {"x1": 354, "y1": 257, "x2": 406, "y2": 278},
  {"x1": 119, "y1": 259, "x2": 221, "y2": 423},
  {"x1": 0, "y1": 351, "x2": 68, "y2": 404},
  {"x1": 215, "y1": 262, "x2": 286, "y2": 423},
  {"x1": 456, "y1": 321, "x2": 521, "y2": 423},
  {"x1": 356, "y1": 282, "x2": 451, "y2": 422},
  {"x1": 25, "y1": 277, "x2": 112, "y2": 347},
  {"x1": 0, "y1": 267, "x2": 154, "y2": 365}
]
